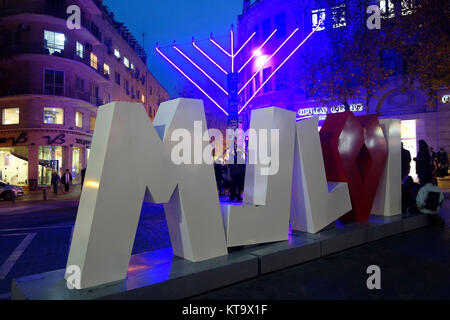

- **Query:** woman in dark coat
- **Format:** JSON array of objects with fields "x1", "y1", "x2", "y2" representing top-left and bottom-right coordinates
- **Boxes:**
[{"x1": 415, "y1": 140, "x2": 433, "y2": 185}]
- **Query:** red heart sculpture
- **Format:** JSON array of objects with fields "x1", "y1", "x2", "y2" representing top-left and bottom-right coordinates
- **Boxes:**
[{"x1": 319, "y1": 112, "x2": 388, "y2": 222}]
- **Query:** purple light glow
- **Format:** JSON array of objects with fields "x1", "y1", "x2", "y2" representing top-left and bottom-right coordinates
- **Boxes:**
[
  {"x1": 238, "y1": 23, "x2": 322, "y2": 115},
  {"x1": 238, "y1": 28, "x2": 299, "y2": 95},
  {"x1": 193, "y1": 42, "x2": 228, "y2": 75},
  {"x1": 173, "y1": 46, "x2": 228, "y2": 95},
  {"x1": 238, "y1": 29, "x2": 277, "y2": 74},
  {"x1": 210, "y1": 38, "x2": 232, "y2": 57},
  {"x1": 156, "y1": 46, "x2": 229, "y2": 116}
]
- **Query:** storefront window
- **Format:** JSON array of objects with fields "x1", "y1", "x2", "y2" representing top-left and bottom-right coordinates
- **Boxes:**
[
  {"x1": 401, "y1": 120, "x2": 417, "y2": 181},
  {"x1": 0, "y1": 147, "x2": 28, "y2": 186},
  {"x1": 38, "y1": 146, "x2": 62, "y2": 185},
  {"x1": 72, "y1": 147, "x2": 82, "y2": 184},
  {"x1": 44, "y1": 107, "x2": 64, "y2": 124},
  {"x1": 86, "y1": 148, "x2": 91, "y2": 162},
  {"x1": 90, "y1": 117, "x2": 96, "y2": 131},
  {"x1": 75, "y1": 111, "x2": 83, "y2": 128},
  {"x1": 2, "y1": 107, "x2": 19, "y2": 125}
]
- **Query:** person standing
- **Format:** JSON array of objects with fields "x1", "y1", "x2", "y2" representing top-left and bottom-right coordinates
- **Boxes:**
[
  {"x1": 81, "y1": 168, "x2": 86, "y2": 187},
  {"x1": 416, "y1": 176, "x2": 445, "y2": 227},
  {"x1": 61, "y1": 169, "x2": 72, "y2": 193},
  {"x1": 51, "y1": 170, "x2": 60, "y2": 196},
  {"x1": 229, "y1": 138, "x2": 246, "y2": 202},
  {"x1": 415, "y1": 140, "x2": 433, "y2": 185},
  {"x1": 401, "y1": 142, "x2": 412, "y2": 180}
]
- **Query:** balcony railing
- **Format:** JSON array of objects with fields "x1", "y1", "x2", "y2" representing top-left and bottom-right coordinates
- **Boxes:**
[
  {"x1": 0, "y1": 5, "x2": 102, "y2": 42},
  {"x1": 0, "y1": 81, "x2": 104, "y2": 107},
  {"x1": 0, "y1": 42, "x2": 109, "y2": 81}
]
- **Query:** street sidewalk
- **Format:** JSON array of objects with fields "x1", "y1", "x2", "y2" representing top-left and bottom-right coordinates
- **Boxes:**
[{"x1": 0, "y1": 185, "x2": 81, "y2": 215}]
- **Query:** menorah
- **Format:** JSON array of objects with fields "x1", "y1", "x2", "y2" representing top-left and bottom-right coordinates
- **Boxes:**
[{"x1": 156, "y1": 20, "x2": 323, "y2": 128}]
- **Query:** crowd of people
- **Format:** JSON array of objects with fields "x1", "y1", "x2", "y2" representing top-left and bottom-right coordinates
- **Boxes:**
[
  {"x1": 50, "y1": 167, "x2": 86, "y2": 196},
  {"x1": 401, "y1": 140, "x2": 447, "y2": 227},
  {"x1": 212, "y1": 137, "x2": 247, "y2": 202}
]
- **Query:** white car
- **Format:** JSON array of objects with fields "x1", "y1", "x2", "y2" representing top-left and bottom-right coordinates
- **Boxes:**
[{"x1": 0, "y1": 180, "x2": 24, "y2": 200}]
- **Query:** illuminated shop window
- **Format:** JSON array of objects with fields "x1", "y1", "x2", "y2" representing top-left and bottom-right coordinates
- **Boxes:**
[
  {"x1": 44, "y1": 30, "x2": 65, "y2": 55},
  {"x1": 90, "y1": 117, "x2": 96, "y2": 131},
  {"x1": 332, "y1": 3, "x2": 346, "y2": 28},
  {"x1": 72, "y1": 147, "x2": 82, "y2": 184},
  {"x1": 76, "y1": 42, "x2": 84, "y2": 58},
  {"x1": 401, "y1": 120, "x2": 417, "y2": 181},
  {"x1": 43, "y1": 107, "x2": 64, "y2": 125},
  {"x1": 114, "y1": 49, "x2": 120, "y2": 59},
  {"x1": 123, "y1": 57, "x2": 130, "y2": 68},
  {"x1": 90, "y1": 53, "x2": 98, "y2": 69},
  {"x1": 311, "y1": 8, "x2": 326, "y2": 31},
  {"x1": 44, "y1": 69, "x2": 64, "y2": 96},
  {"x1": 104, "y1": 63, "x2": 111, "y2": 77},
  {"x1": 0, "y1": 147, "x2": 28, "y2": 186},
  {"x1": 38, "y1": 146, "x2": 62, "y2": 185},
  {"x1": 380, "y1": 0, "x2": 395, "y2": 19},
  {"x1": 75, "y1": 111, "x2": 83, "y2": 128},
  {"x1": 2, "y1": 107, "x2": 19, "y2": 125}
]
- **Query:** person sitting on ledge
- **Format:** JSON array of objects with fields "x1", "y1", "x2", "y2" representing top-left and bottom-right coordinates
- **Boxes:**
[{"x1": 416, "y1": 176, "x2": 445, "y2": 227}]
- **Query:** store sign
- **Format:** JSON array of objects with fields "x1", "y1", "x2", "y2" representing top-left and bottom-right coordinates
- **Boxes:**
[
  {"x1": 0, "y1": 131, "x2": 28, "y2": 146},
  {"x1": 297, "y1": 103, "x2": 364, "y2": 117},
  {"x1": 66, "y1": 99, "x2": 399, "y2": 290},
  {"x1": 43, "y1": 133, "x2": 66, "y2": 145},
  {"x1": 76, "y1": 138, "x2": 91, "y2": 146},
  {"x1": 442, "y1": 95, "x2": 450, "y2": 104}
]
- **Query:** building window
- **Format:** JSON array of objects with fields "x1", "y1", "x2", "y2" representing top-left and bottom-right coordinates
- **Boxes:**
[
  {"x1": 114, "y1": 49, "x2": 120, "y2": 59},
  {"x1": 76, "y1": 77, "x2": 84, "y2": 91},
  {"x1": 141, "y1": 94, "x2": 145, "y2": 104},
  {"x1": 38, "y1": 146, "x2": 62, "y2": 185},
  {"x1": 312, "y1": 8, "x2": 326, "y2": 31},
  {"x1": 44, "y1": 69, "x2": 64, "y2": 96},
  {"x1": 75, "y1": 111, "x2": 83, "y2": 128},
  {"x1": 275, "y1": 13, "x2": 286, "y2": 38},
  {"x1": 44, "y1": 30, "x2": 65, "y2": 55},
  {"x1": 90, "y1": 53, "x2": 98, "y2": 69},
  {"x1": 332, "y1": 3, "x2": 346, "y2": 28},
  {"x1": 131, "y1": 63, "x2": 135, "y2": 71},
  {"x1": 149, "y1": 86, "x2": 153, "y2": 96},
  {"x1": 123, "y1": 57, "x2": 130, "y2": 68},
  {"x1": 2, "y1": 107, "x2": 19, "y2": 125},
  {"x1": 43, "y1": 107, "x2": 64, "y2": 124},
  {"x1": 255, "y1": 73, "x2": 260, "y2": 94},
  {"x1": 263, "y1": 67, "x2": 272, "y2": 93},
  {"x1": 380, "y1": 0, "x2": 395, "y2": 19},
  {"x1": 262, "y1": 18, "x2": 271, "y2": 39},
  {"x1": 115, "y1": 72, "x2": 121, "y2": 85},
  {"x1": 124, "y1": 80, "x2": 129, "y2": 95},
  {"x1": 104, "y1": 63, "x2": 111, "y2": 77},
  {"x1": 401, "y1": 0, "x2": 416, "y2": 16},
  {"x1": 90, "y1": 117, "x2": 96, "y2": 131},
  {"x1": 76, "y1": 41, "x2": 84, "y2": 58}
]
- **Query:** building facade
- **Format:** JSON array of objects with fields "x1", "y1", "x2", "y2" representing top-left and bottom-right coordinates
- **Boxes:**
[
  {"x1": 237, "y1": 0, "x2": 450, "y2": 178},
  {"x1": 0, "y1": 0, "x2": 169, "y2": 189}
]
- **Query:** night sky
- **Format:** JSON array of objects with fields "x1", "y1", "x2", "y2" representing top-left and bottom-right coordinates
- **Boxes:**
[{"x1": 103, "y1": 0, "x2": 244, "y2": 97}]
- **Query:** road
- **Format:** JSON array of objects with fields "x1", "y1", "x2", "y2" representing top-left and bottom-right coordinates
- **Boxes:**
[{"x1": 0, "y1": 197, "x2": 449, "y2": 300}]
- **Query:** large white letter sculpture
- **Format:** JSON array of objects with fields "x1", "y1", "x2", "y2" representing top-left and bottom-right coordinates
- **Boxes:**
[
  {"x1": 372, "y1": 119, "x2": 402, "y2": 216},
  {"x1": 222, "y1": 107, "x2": 296, "y2": 247},
  {"x1": 66, "y1": 99, "x2": 227, "y2": 289},
  {"x1": 290, "y1": 117, "x2": 352, "y2": 233}
]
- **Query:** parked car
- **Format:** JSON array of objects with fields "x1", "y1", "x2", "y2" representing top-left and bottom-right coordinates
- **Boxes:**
[{"x1": 0, "y1": 180, "x2": 24, "y2": 200}]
